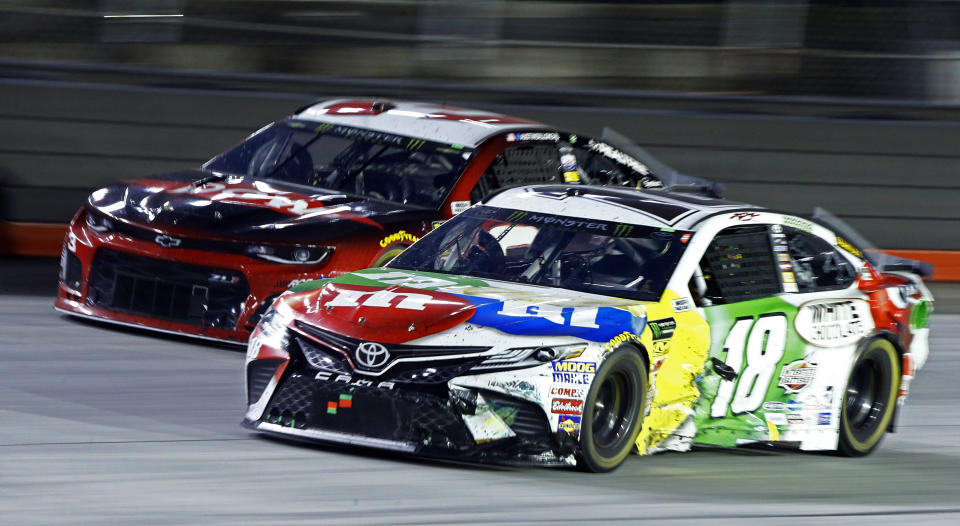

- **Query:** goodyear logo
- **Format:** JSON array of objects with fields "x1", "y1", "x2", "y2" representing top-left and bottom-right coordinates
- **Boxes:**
[
  {"x1": 612, "y1": 224, "x2": 634, "y2": 237},
  {"x1": 604, "y1": 331, "x2": 641, "y2": 351},
  {"x1": 552, "y1": 361, "x2": 596, "y2": 373},
  {"x1": 379, "y1": 230, "x2": 419, "y2": 248}
]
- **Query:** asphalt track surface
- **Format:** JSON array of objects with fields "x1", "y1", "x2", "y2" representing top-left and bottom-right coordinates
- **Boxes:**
[{"x1": 1, "y1": 293, "x2": 959, "y2": 525}]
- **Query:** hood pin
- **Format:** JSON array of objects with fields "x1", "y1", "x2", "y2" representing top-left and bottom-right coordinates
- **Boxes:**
[
  {"x1": 358, "y1": 317, "x2": 365, "y2": 324},
  {"x1": 408, "y1": 323, "x2": 416, "y2": 332}
]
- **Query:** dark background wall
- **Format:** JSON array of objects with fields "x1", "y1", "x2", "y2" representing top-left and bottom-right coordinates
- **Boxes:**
[{"x1": 1, "y1": 70, "x2": 957, "y2": 251}]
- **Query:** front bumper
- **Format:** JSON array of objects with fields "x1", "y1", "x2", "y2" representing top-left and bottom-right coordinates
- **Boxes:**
[
  {"x1": 244, "y1": 368, "x2": 576, "y2": 466},
  {"x1": 54, "y1": 209, "x2": 350, "y2": 344}
]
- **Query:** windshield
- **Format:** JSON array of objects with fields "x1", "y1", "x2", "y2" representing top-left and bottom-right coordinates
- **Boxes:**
[
  {"x1": 203, "y1": 120, "x2": 474, "y2": 209},
  {"x1": 388, "y1": 206, "x2": 690, "y2": 302}
]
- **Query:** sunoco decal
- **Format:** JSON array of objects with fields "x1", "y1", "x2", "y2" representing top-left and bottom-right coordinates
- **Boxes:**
[
  {"x1": 794, "y1": 299, "x2": 872, "y2": 347},
  {"x1": 557, "y1": 414, "x2": 581, "y2": 438}
]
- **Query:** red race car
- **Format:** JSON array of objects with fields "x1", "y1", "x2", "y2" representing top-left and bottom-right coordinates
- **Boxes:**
[{"x1": 55, "y1": 99, "x2": 680, "y2": 344}]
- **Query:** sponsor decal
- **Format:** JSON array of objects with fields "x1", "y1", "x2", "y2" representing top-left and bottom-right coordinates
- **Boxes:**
[
  {"x1": 680, "y1": 233, "x2": 692, "y2": 243},
  {"x1": 783, "y1": 282, "x2": 799, "y2": 293},
  {"x1": 550, "y1": 386, "x2": 585, "y2": 398},
  {"x1": 778, "y1": 253, "x2": 791, "y2": 262},
  {"x1": 506, "y1": 210, "x2": 528, "y2": 222},
  {"x1": 672, "y1": 298, "x2": 692, "y2": 313},
  {"x1": 818, "y1": 412, "x2": 832, "y2": 426},
  {"x1": 835, "y1": 235, "x2": 863, "y2": 258},
  {"x1": 450, "y1": 200, "x2": 471, "y2": 215},
  {"x1": 557, "y1": 414, "x2": 581, "y2": 438},
  {"x1": 794, "y1": 299, "x2": 872, "y2": 347},
  {"x1": 327, "y1": 401, "x2": 338, "y2": 415},
  {"x1": 553, "y1": 361, "x2": 597, "y2": 373},
  {"x1": 783, "y1": 216, "x2": 814, "y2": 232},
  {"x1": 770, "y1": 224, "x2": 783, "y2": 234},
  {"x1": 612, "y1": 224, "x2": 634, "y2": 237},
  {"x1": 552, "y1": 361, "x2": 595, "y2": 385},
  {"x1": 551, "y1": 398, "x2": 584, "y2": 415},
  {"x1": 468, "y1": 298, "x2": 642, "y2": 342},
  {"x1": 781, "y1": 271, "x2": 796, "y2": 284},
  {"x1": 730, "y1": 212, "x2": 759, "y2": 221},
  {"x1": 763, "y1": 400, "x2": 804, "y2": 412},
  {"x1": 586, "y1": 140, "x2": 651, "y2": 175},
  {"x1": 506, "y1": 132, "x2": 560, "y2": 142},
  {"x1": 648, "y1": 317, "x2": 676, "y2": 341},
  {"x1": 326, "y1": 287, "x2": 434, "y2": 311},
  {"x1": 778, "y1": 360, "x2": 817, "y2": 394},
  {"x1": 314, "y1": 371, "x2": 395, "y2": 390},
  {"x1": 605, "y1": 330, "x2": 642, "y2": 351},
  {"x1": 786, "y1": 413, "x2": 805, "y2": 425},
  {"x1": 765, "y1": 412, "x2": 787, "y2": 425},
  {"x1": 379, "y1": 230, "x2": 419, "y2": 248}
]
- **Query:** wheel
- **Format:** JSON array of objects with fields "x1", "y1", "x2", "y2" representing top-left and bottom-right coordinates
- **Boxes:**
[
  {"x1": 578, "y1": 347, "x2": 648, "y2": 472},
  {"x1": 837, "y1": 338, "x2": 900, "y2": 457},
  {"x1": 371, "y1": 244, "x2": 410, "y2": 267}
]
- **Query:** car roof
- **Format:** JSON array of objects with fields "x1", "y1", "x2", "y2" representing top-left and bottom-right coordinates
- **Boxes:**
[
  {"x1": 292, "y1": 99, "x2": 549, "y2": 148},
  {"x1": 484, "y1": 185, "x2": 754, "y2": 230}
]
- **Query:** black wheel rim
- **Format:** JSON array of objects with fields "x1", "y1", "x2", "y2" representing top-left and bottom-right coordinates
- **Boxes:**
[
  {"x1": 845, "y1": 351, "x2": 892, "y2": 441},
  {"x1": 591, "y1": 370, "x2": 636, "y2": 452}
]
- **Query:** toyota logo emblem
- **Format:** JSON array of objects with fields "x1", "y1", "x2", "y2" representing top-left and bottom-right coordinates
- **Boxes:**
[
  {"x1": 155, "y1": 234, "x2": 182, "y2": 248},
  {"x1": 355, "y1": 342, "x2": 390, "y2": 369}
]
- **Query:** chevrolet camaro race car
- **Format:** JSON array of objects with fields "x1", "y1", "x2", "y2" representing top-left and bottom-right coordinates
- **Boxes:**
[
  {"x1": 243, "y1": 184, "x2": 934, "y2": 471},
  {"x1": 54, "y1": 99, "x2": 675, "y2": 344}
]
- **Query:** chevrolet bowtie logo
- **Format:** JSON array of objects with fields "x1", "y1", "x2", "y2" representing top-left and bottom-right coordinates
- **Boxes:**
[{"x1": 154, "y1": 234, "x2": 182, "y2": 248}]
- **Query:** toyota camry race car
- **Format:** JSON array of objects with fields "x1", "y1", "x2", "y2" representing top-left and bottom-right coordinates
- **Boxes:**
[
  {"x1": 243, "y1": 185, "x2": 933, "y2": 471},
  {"x1": 55, "y1": 99, "x2": 674, "y2": 344}
]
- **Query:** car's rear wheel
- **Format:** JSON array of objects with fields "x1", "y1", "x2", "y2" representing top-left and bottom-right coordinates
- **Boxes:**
[
  {"x1": 837, "y1": 338, "x2": 900, "y2": 457},
  {"x1": 578, "y1": 348, "x2": 647, "y2": 472}
]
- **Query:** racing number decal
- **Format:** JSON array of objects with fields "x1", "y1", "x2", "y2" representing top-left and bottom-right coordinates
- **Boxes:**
[{"x1": 710, "y1": 314, "x2": 787, "y2": 417}]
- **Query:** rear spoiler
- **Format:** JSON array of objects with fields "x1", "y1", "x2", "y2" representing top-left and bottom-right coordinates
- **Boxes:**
[
  {"x1": 812, "y1": 207, "x2": 934, "y2": 279},
  {"x1": 600, "y1": 127, "x2": 726, "y2": 199}
]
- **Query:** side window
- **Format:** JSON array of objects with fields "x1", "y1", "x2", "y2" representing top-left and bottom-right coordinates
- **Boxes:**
[
  {"x1": 470, "y1": 143, "x2": 561, "y2": 202},
  {"x1": 782, "y1": 226, "x2": 856, "y2": 292},
  {"x1": 693, "y1": 225, "x2": 781, "y2": 305}
]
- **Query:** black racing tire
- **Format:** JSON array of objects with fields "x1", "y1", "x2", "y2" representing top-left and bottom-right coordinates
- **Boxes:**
[
  {"x1": 837, "y1": 338, "x2": 900, "y2": 457},
  {"x1": 578, "y1": 347, "x2": 648, "y2": 473},
  {"x1": 371, "y1": 244, "x2": 410, "y2": 267}
]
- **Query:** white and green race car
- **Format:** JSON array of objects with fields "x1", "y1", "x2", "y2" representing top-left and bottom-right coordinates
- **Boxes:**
[{"x1": 244, "y1": 184, "x2": 933, "y2": 471}]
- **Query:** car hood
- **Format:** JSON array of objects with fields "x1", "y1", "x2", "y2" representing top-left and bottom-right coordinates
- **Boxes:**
[
  {"x1": 277, "y1": 268, "x2": 649, "y2": 345},
  {"x1": 86, "y1": 170, "x2": 431, "y2": 243}
]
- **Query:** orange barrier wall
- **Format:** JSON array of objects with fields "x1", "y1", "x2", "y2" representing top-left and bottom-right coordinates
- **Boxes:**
[{"x1": 1, "y1": 222, "x2": 957, "y2": 281}]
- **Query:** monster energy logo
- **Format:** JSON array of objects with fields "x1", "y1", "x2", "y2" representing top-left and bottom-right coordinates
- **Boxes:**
[
  {"x1": 612, "y1": 224, "x2": 634, "y2": 237},
  {"x1": 314, "y1": 123, "x2": 334, "y2": 133},
  {"x1": 406, "y1": 138, "x2": 426, "y2": 150},
  {"x1": 506, "y1": 211, "x2": 528, "y2": 222}
]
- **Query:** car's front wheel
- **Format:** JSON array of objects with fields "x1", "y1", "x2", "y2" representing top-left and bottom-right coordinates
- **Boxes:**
[
  {"x1": 837, "y1": 338, "x2": 900, "y2": 457},
  {"x1": 578, "y1": 347, "x2": 647, "y2": 472}
]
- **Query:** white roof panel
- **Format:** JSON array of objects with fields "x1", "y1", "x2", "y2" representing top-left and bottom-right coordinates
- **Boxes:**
[{"x1": 293, "y1": 99, "x2": 549, "y2": 148}]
